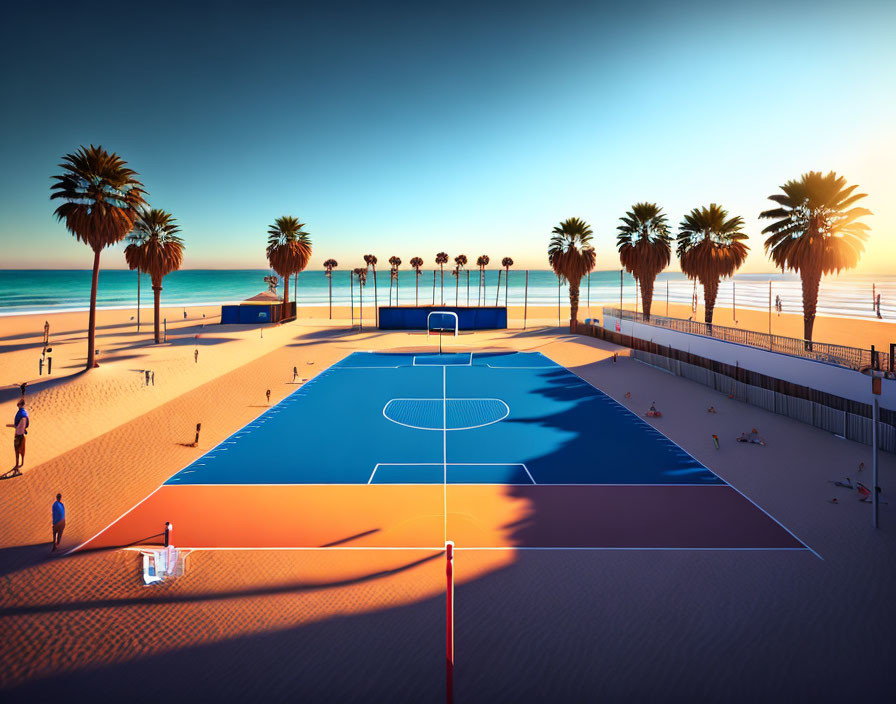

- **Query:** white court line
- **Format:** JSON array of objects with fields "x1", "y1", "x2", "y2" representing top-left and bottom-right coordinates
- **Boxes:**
[
  {"x1": 117, "y1": 545, "x2": 811, "y2": 553},
  {"x1": 366, "y1": 463, "x2": 536, "y2": 485},
  {"x1": 382, "y1": 397, "x2": 510, "y2": 430},
  {"x1": 557, "y1": 357, "x2": 823, "y2": 561},
  {"x1": 413, "y1": 352, "x2": 473, "y2": 366}
]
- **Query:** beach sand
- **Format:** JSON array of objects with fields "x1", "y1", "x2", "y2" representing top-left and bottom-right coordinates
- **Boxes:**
[{"x1": 1, "y1": 303, "x2": 894, "y2": 701}]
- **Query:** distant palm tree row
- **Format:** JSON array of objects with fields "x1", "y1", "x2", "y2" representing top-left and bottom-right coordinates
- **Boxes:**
[{"x1": 551, "y1": 171, "x2": 871, "y2": 343}]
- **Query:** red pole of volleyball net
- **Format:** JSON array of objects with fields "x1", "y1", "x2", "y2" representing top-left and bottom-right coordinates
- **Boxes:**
[{"x1": 446, "y1": 540, "x2": 455, "y2": 704}]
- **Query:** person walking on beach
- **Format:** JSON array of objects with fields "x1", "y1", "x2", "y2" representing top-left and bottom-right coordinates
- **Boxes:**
[
  {"x1": 292, "y1": 366, "x2": 298, "y2": 382},
  {"x1": 52, "y1": 493, "x2": 65, "y2": 552},
  {"x1": 194, "y1": 349, "x2": 199, "y2": 364},
  {"x1": 266, "y1": 389, "x2": 271, "y2": 405},
  {"x1": 876, "y1": 294, "x2": 882, "y2": 319},
  {"x1": 7, "y1": 399, "x2": 29, "y2": 472},
  {"x1": 43, "y1": 320, "x2": 50, "y2": 346}
]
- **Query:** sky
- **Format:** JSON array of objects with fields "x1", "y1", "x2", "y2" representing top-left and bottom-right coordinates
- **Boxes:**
[{"x1": 0, "y1": 0, "x2": 894, "y2": 274}]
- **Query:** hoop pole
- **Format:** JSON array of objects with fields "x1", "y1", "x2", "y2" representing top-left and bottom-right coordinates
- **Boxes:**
[
  {"x1": 873, "y1": 397, "x2": 880, "y2": 528},
  {"x1": 446, "y1": 540, "x2": 454, "y2": 704}
]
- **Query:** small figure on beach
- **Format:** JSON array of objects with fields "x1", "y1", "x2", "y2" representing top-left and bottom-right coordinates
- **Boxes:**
[
  {"x1": 151, "y1": 371, "x2": 155, "y2": 386},
  {"x1": 43, "y1": 320, "x2": 50, "y2": 345},
  {"x1": 266, "y1": 389, "x2": 271, "y2": 404},
  {"x1": 292, "y1": 366, "x2": 298, "y2": 382},
  {"x1": 19, "y1": 382, "x2": 27, "y2": 397},
  {"x1": 624, "y1": 391, "x2": 631, "y2": 399},
  {"x1": 52, "y1": 493, "x2": 65, "y2": 552},
  {"x1": 144, "y1": 370, "x2": 151, "y2": 386},
  {"x1": 707, "y1": 406, "x2": 716, "y2": 414},
  {"x1": 184, "y1": 309, "x2": 187, "y2": 319},
  {"x1": 775, "y1": 295, "x2": 782, "y2": 316},
  {"x1": 613, "y1": 353, "x2": 618, "y2": 363},
  {"x1": 646, "y1": 401, "x2": 662, "y2": 418},
  {"x1": 7, "y1": 399, "x2": 29, "y2": 472},
  {"x1": 194, "y1": 349, "x2": 199, "y2": 364},
  {"x1": 858, "y1": 462, "x2": 864, "y2": 473},
  {"x1": 875, "y1": 294, "x2": 882, "y2": 319},
  {"x1": 736, "y1": 428, "x2": 765, "y2": 446}
]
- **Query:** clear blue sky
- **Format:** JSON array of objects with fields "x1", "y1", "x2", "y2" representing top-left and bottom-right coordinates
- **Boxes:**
[{"x1": 1, "y1": 0, "x2": 894, "y2": 273}]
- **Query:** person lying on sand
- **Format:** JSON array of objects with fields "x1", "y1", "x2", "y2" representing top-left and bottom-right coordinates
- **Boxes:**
[
  {"x1": 646, "y1": 402, "x2": 662, "y2": 418},
  {"x1": 736, "y1": 429, "x2": 765, "y2": 445},
  {"x1": 624, "y1": 392, "x2": 631, "y2": 399},
  {"x1": 707, "y1": 406, "x2": 716, "y2": 413}
]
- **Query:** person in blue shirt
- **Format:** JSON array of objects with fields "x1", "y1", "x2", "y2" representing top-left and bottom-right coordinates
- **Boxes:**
[
  {"x1": 7, "y1": 398, "x2": 29, "y2": 472},
  {"x1": 52, "y1": 493, "x2": 65, "y2": 552}
]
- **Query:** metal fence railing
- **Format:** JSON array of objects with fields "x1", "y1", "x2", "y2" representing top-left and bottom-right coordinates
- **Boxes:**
[
  {"x1": 631, "y1": 349, "x2": 896, "y2": 454},
  {"x1": 603, "y1": 307, "x2": 891, "y2": 373}
]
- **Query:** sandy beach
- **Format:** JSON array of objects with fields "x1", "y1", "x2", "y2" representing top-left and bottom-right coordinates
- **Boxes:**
[{"x1": 1, "y1": 304, "x2": 894, "y2": 701}]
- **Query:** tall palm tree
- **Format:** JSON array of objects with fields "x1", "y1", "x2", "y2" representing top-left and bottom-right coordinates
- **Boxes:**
[
  {"x1": 616, "y1": 202, "x2": 672, "y2": 321},
  {"x1": 548, "y1": 218, "x2": 596, "y2": 326},
  {"x1": 323, "y1": 259, "x2": 338, "y2": 319},
  {"x1": 410, "y1": 257, "x2": 424, "y2": 306},
  {"x1": 388, "y1": 256, "x2": 401, "y2": 306},
  {"x1": 454, "y1": 254, "x2": 468, "y2": 306},
  {"x1": 677, "y1": 204, "x2": 749, "y2": 329},
  {"x1": 760, "y1": 171, "x2": 871, "y2": 345},
  {"x1": 435, "y1": 252, "x2": 449, "y2": 304},
  {"x1": 453, "y1": 255, "x2": 467, "y2": 305},
  {"x1": 363, "y1": 254, "x2": 378, "y2": 324},
  {"x1": 267, "y1": 216, "x2": 311, "y2": 321},
  {"x1": 124, "y1": 228, "x2": 148, "y2": 332},
  {"x1": 476, "y1": 255, "x2": 490, "y2": 306},
  {"x1": 354, "y1": 267, "x2": 367, "y2": 330},
  {"x1": 501, "y1": 257, "x2": 513, "y2": 307},
  {"x1": 125, "y1": 209, "x2": 184, "y2": 343},
  {"x1": 51, "y1": 145, "x2": 146, "y2": 369}
]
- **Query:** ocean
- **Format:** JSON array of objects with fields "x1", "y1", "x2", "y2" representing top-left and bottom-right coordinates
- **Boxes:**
[{"x1": 0, "y1": 269, "x2": 893, "y2": 321}]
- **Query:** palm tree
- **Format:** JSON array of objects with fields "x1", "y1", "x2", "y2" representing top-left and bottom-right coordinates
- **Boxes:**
[
  {"x1": 124, "y1": 228, "x2": 148, "y2": 332},
  {"x1": 323, "y1": 259, "x2": 338, "y2": 319},
  {"x1": 354, "y1": 267, "x2": 367, "y2": 329},
  {"x1": 363, "y1": 255, "x2": 378, "y2": 324},
  {"x1": 616, "y1": 203, "x2": 672, "y2": 321},
  {"x1": 676, "y1": 204, "x2": 749, "y2": 329},
  {"x1": 51, "y1": 145, "x2": 146, "y2": 369},
  {"x1": 501, "y1": 257, "x2": 513, "y2": 307},
  {"x1": 476, "y1": 255, "x2": 490, "y2": 306},
  {"x1": 410, "y1": 257, "x2": 424, "y2": 306},
  {"x1": 125, "y1": 209, "x2": 184, "y2": 343},
  {"x1": 453, "y1": 255, "x2": 467, "y2": 306},
  {"x1": 760, "y1": 171, "x2": 871, "y2": 345},
  {"x1": 548, "y1": 218, "x2": 596, "y2": 326},
  {"x1": 267, "y1": 216, "x2": 311, "y2": 321},
  {"x1": 435, "y1": 252, "x2": 449, "y2": 304},
  {"x1": 388, "y1": 256, "x2": 401, "y2": 306}
]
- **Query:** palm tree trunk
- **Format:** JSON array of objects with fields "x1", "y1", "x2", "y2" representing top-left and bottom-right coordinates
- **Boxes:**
[
  {"x1": 86, "y1": 248, "x2": 101, "y2": 369},
  {"x1": 495, "y1": 270, "x2": 501, "y2": 306},
  {"x1": 440, "y1": 265, "x2": 444, "y2": 304},
  {"x1": 455, "y1": 273, "x2": 459, "y2": 305},
  {"x1": 396, "y1": 276, "x2": 399, "y2": 306},
  {"x1": 389, "y1": 279, "x2": 393, "y2": 306},
  {"x1": 569, "y1": 280, "x2": 580, "y2": 328},
  {"x1": 328, "y1": 275, "x2": 332, "y2": 319},
  {"x1": 432, "y1": 270, "x2": 436, "y2": 305},
  {"x1": 478, "y1": 268, "x2": 483, "y2": 306},
  {"x1": 153, "y1": 280, "x2": 162, "y2": 344},
  {"x1": 640, "y1": 276, "x2": 656, "y2": 321},
  {"x1": 800, "y1": 266, "x2": 821, "y2": 349},
  {"x1": 702, "y1": 278, "x2": 719, "y2": 329},
  {"x1": 359, "y1": 285, "x2": 363, "y2": 331},
  {"x1": 282, "y1": 274, "x2": 290, "y2": 321},
  {"x1": 466, "y1": 271, "x2": 470, "y2": 306},
  {"x1": 505, "y1": 267, "x2": 509, "y2": 307},
  {"x1": 136, "y1": 269, "x2": 141, "y2": 332},
  {"x1": 415, "y1": 272, "x2": 419, "y2": 306}
]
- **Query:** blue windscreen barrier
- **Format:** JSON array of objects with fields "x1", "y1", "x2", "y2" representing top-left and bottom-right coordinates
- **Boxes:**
[{"x1": 379, "y1": 306, "x2": 507, "y2": 330}]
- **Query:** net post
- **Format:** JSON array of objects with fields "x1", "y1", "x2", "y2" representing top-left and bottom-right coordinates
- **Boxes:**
[{"x1": 446, "y1": 540, "x2": 455, "y2": 704}]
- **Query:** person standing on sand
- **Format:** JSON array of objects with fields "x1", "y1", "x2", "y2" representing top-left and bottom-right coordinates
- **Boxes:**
[
  {"x1": 876, "y1": 294, "x2": 882, "y2": 319},
  {"x1": 293, "y1": 366, "x2": 298, "y2": 382},
  {"x1": 194, "y1": 349, "x2": 199, "y2": 364},
  {"x1": 43, "y1": 320, "x2": 50, "y2": 346},
  {"x1": 52, "y1": 493, "x2": 65, "y2": 552},
  {"x1": 266, "y1": 389, "x2": 271, "y2": 404},
  {"x1": 7, "y1": 399, "x2": 29, "y2": 471}
]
